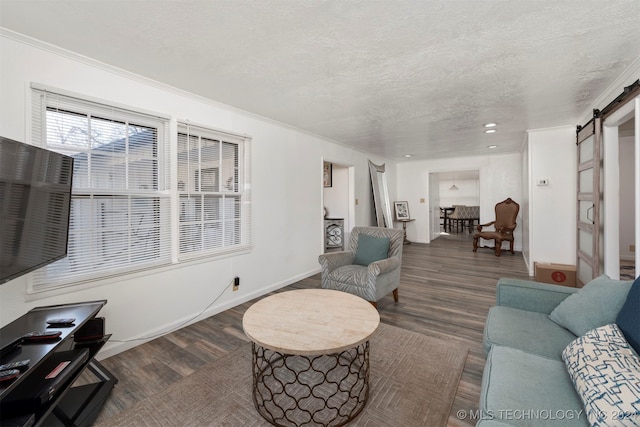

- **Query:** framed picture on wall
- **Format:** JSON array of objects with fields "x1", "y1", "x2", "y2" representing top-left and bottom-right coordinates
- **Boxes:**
[
  {"x1": 394, "y1": 201, "x2": 410, "y2": 220},
  {"x1": 323, "y1": 162, "x2": 332, "y2": 187}
]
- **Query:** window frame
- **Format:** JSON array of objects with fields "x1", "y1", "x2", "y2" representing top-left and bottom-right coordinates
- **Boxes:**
[
  {"x1": 29, "y1": 86, "x2": 172, "y2": 293},
  {"x1": 176, "y1": 121, "x2": 252, "y2": 261},
  {"x1": 26, "y1": 84, "x2": 252, "y2": 296}
]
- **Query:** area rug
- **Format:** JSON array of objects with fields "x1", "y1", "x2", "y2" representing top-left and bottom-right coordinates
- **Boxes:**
[{"x1": 95, "y1": 323, "x2": 468, "y2": 427}]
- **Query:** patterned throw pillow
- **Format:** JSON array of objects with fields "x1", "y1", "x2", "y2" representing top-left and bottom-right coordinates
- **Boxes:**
[{"x1": 562, "y1": 324, "x2": 640, "y2": 426}]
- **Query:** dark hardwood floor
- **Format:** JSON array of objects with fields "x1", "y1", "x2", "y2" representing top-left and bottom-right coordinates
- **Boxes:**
[{"x1": 92, "y1": 230, "x2": 531, "y2": 426}]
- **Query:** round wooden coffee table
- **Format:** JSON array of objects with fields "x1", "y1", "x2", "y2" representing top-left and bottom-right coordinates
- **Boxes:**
[{"x1": 243, "y1": 289, "x2": 380, "y2": 427}]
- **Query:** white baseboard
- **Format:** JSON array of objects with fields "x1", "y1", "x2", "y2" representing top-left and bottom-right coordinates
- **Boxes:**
[{"x1": 97, "y1": 267, "x2": 321, "y2": 359}]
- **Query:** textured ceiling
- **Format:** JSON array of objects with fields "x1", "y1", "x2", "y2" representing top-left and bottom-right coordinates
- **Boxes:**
[{"x1": 1, "y1": 0, "x2": 639, "y2": 160}]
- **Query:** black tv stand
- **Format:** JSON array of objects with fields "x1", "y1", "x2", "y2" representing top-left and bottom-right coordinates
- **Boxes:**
[{"x1": 0, "y1": 300, "x2": 117, "y2": 426}]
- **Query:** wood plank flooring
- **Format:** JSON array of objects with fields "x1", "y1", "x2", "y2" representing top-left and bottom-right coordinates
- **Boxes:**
[{"x1": 92, "y1": 231, "x2": 531, "y2": 426}]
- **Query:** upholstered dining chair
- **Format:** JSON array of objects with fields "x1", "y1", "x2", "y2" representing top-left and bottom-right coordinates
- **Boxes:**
[
  {"x1": 446, "y1": 205, "x2": 465, "y2": 232},
  {"x1": 448, "y1": 205, "x2": 480, "y2": 233},
  {"x1": 473, "y1": 198, "x2": 520, "y2": 256},
  {"x1": 318, "y1": 226, "x2": 404, "y2": 308}
]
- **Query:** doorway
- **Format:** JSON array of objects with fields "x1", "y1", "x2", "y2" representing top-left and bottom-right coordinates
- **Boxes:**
[
  {"x1": 322, "y1": 161, "x2": 354, "y2": 253},
  {"x1": 429, "y1": 170, "x2": 480, "y2": 240}
]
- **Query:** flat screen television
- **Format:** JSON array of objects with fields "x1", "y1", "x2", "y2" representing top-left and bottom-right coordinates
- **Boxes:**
[{"x1": 0, "y1": 136, "x2": 74, "y2": 284}]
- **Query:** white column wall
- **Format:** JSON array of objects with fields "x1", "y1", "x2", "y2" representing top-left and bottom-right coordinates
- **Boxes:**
[
  {"x1": 520, "y1": 136, "x2": 531, "y2": 272},
  {"x1": 527, "y1": 126, "x2": 577, "y2": 273},
  {"x1": 618, "y1": 136, "x2": 635, "y2": 260},
  {"x1": 0, "y1": 33, "x2": 393, "y2": 357}
]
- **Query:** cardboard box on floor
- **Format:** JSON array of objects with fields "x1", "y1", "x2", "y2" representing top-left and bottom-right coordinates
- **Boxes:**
[{"x1": 534, "y1": 262, "x2": 577, "y2": 287}]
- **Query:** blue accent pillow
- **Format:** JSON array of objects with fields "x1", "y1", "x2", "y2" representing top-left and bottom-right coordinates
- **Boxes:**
[
  {"x1": 548, "y1": 275, "x2": 632, "y2": 337},
  {"x1": 616, "y1": 276, "x2": 640, "y2": 355},
  {"x1": 353, "y1": 234, "x2": 390, "y2": 266}
]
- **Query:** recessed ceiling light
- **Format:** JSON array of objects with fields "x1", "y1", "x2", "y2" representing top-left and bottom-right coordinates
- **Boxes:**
[
  {"x1": 484, "y1": 122, "x2": 497, "y2": 128},
  {"x1": 403, "y1": 154, "x2": 412, "y2": 158},
  {"x1": 485, "y1": 129, "x2": 496, "y2": 134},
  {"x1": 488, "y1": 145, "x2": 497, "y2": 149}
]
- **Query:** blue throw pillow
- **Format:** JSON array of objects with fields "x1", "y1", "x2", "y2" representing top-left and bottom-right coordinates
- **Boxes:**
[
  {"x1": 353, "y1": 234, "x2": 390, "y2": 266},
  {"x1": 549, "y1": 275, "x2": 633, "y2": 337},
  {"x1": 616, "y1": 276, "x2": 640, "y2": 355}
]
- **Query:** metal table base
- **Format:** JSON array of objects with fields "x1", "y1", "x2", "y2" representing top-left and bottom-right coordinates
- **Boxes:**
[{"x1": 251, "y1": 341, "x2": 370, "y2": 427}]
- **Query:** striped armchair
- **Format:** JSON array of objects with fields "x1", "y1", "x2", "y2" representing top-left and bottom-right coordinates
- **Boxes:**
[{"x1": 318, "y1": 226, "x2": 404, "y2": 308}]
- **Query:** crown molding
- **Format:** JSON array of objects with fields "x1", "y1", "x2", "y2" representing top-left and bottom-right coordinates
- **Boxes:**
[
  {"x1": 580, "y1": 55, "x2": 640, "y2": 124},
  {"x1": 0, "y1": 28, "x2": 377, "y2": 160}
]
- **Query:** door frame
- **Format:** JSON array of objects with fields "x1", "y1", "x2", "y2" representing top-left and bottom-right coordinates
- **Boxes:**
[
  {"x1": 426, "y1": 168, "x2": 481, "y2": 243},
  {"x1": 428, "y1": 172, "x2": 441, "y2": 240},
  {"x1": 602, "y1": 95, "x2": 640, "y2": 279},
  {"x1": 320, "y1": 158, "x2": 355, "y2": 253}
]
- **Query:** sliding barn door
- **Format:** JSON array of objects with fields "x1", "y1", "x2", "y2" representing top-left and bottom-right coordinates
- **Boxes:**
[{"x1": 576, "y1": 114, "x2": 603, "y2": 286}]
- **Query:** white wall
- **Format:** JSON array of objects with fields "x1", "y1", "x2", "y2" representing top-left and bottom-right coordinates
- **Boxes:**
[
  {"x1": 438, "y1": 178, "x2": 479, "y2": 207},
  {"x1": 527, "y1": 126, "x2": 577, "y2": 272},
  {"x1": 396, "y1": 153, "x2": 522, "y2": 246},
  {"x1": 0, "y1": 33, "x2": 393, "y2": 357}
]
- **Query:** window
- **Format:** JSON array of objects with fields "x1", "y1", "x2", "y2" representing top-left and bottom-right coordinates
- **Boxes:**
[
  {"x1": 29, "y1": 85, "x2": 252, "y2": 293},
  {"x1": 31, "y1": 86, "x2": 171, "y2": 291},
  {"x1": 177, "y1": 123, "x2": 251, "y2": 259}
]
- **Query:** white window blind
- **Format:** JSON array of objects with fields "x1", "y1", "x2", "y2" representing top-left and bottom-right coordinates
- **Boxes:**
[
  {"x1": 31, "y1": 87, "x2": 171, "y2": 291},
  {"x1": 177, "y1": 123, "x2": 251, "y2": 260}
]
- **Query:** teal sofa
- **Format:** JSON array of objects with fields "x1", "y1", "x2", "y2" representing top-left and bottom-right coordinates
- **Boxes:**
[{"x1": 478, "y1": 276, "x2": 637, "y2": 427}]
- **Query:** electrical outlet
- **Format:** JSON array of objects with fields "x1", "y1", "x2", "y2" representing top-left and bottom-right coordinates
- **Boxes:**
[
  {"x1": 233, "y1": 276, "x2": 240, "y2": 291},
  {"x1": 631, "y1": 245, "x2": 636, "y2": 253}
]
